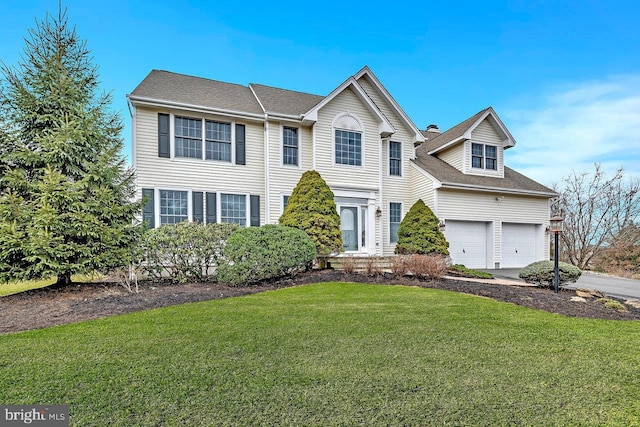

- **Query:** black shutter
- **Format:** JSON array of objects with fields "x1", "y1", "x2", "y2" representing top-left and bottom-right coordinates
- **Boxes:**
[
  {"x1": 192, "y1": 192, "x2": 203, "y2": 223},
  {"x1": 235, "y1": 124, "x2": 246, "y2": 165},
  {"x1": 158, "y1": 113, "x2": 170, "y2": 158},
  {"x1": 206, "y1": 192, "x2": 217, "y2": 224},
  {"x1": 142, "y1": 188, "x2": 155, "y2": 228},
  {"x1": 250, "y1": 195, "x2": 260, "y2": 227}
]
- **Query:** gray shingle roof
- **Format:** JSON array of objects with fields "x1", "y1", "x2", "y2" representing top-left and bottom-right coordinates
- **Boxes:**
[
  {"x1": 129, "y1": 70, "x2": 265, "y2": 115},
  {"x1": 249, "y1": 84, "x2": 323, "y2": 116},
  {"x1": 419, "y1": 108, "x2": 490, "y2": 153},
  {"x1": 412, "y1": 153, "x2": 556, "y2": 196}
]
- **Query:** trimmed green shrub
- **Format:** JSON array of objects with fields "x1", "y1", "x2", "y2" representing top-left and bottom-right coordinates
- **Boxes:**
[
  {"x1": 279, "y1": 170, "x2": 342, "y2": 255},
  {"x1": 138, "y1": 222, "x2": 238, "y2": 283},
  {"x1": 217, "y1": 224, "x2": 316, "y2": 286},
  {"x1": 395, "y1": 200, "x2": 449, "y2": 255},
  {"x1": 518, "y1": 260, "x2": 582, "y2": 288},
  {"x1": 449, "y1": 264, "x2": 494, "y2": 279}
]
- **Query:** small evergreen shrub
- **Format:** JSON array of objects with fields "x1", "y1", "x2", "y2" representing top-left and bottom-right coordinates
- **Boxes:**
[
  {"x1": 597, "y1": 298, "x2": 627, "y2": 313},
  {"x1": 217, "y1": 225, "x2": 316, "y2": 286},
  {"x1": 279, "y1": 170, "x2": 342, "y2": 255},
  {"x1": 518, "y1": 260, "x2": 582, "y2": 288},
  {"x1": 138, "y1": 222, "x2": 238, "y2": 283},
  {"x1": 395, "y1": 200, "x2": 449, "y2": 255},
  {"x1": 407, "y1": 254, "x2": 448, "y2": 280},
  {"x1": 449, "y1": 264, "x2": 494, "y2": 279}
]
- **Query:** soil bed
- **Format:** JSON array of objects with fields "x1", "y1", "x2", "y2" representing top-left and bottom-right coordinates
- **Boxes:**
[{"x1": 1, "y1": 269, "x2": 638, "y2": 334}]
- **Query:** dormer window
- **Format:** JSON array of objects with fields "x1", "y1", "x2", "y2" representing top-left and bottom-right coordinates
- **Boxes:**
[{"x1": 472, "y1": 143, "x2": 497, "y2": 170}]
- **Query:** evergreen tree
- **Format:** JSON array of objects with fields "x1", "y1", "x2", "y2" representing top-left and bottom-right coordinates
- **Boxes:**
[
  {"x1": 395, "y1": 199, "x2": 449, "y2": 255},
  {"x1": 279, "y1": 170, "x2": 342, "y2": 255},
  {"x1": 0, "y1": 7, "x2": 142, "y2": 285}
]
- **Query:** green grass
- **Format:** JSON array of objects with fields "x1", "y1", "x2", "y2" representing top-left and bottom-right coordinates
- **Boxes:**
[
  {"x1": 1, "y1": 282, "x2": 639, "y2": 426},
  {"x1": 0, "y1": 273, "x2": 104, "y2": 296}
]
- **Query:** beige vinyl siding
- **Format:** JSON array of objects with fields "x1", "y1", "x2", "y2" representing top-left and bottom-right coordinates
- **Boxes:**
[
  {"x1": 437, "y1": 145, "x2": 464, "y2": 171},
  {"x1": 314, "y1": 87, "x2": 380, "y2": 188},
  {"x1": 471, "y1": 119, "x2": 502, "y2": 143},
  {"x1": 438, "y1": 189, "x2": 550, "y2": 265},
  {"x1": 357, "y1": 77, "x2": 418, "y2": 256},
  {"x1": 266, "y1": 120, "x2": 314, "y2": 223},
  {"x1": 134, "y1": 107, "x2": 265, "y2": 223}
]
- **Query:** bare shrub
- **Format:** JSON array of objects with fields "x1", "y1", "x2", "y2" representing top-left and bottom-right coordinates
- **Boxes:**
[
  {"x1": 114, "y1": 266, "x2": 139, "y2": 293},
  {"x1": 407, "y1": 254, "x2": 448, "y2": 280},
  {"x1": 390, "y1": 255, "x2": 409, "y2": 277},
  {"x1": 341, "y1": 256, "x2": 357, "y2": 274},
  {"x1": 364, "y1": 256, "x2": 383, "y2": 276}
]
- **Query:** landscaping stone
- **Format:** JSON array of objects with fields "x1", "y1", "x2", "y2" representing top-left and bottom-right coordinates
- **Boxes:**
[
  {"x1": 575, "y1": 290, "x2": 593, "y2": 298},
  {"x1": 570, "y1": 296, "x2": 588, "y2": 303},
  {"x1": 577, "y1": 288, "x2": 606, "y2": 298},
  {"x1": 625, "y1": 299, "x2": 640, "y2": 309}
]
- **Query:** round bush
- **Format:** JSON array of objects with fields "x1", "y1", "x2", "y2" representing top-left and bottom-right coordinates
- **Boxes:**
[
  {"x1": 518, "y1": 260, "x2": 582, "y2": 288},
  {"x1": 217, "y1": 224, "x2": 316, "y2": 286},
  {"x1": 395, "y1": 199, "x2": 449, "y2": 255}
]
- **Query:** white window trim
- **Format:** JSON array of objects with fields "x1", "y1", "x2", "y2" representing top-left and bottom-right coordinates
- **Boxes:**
[
  {"x1": 155, "y1": 187, "x2": 193, "y2": 227},
  {"x1": 169, "y1": 112, "x2": 236, "y2": 165},
  {"x1": 388, "y1": 140, "x2": 403, "y2": 178},
  {"x1": 281, "y1": 125, "x2": 301, "y2": 168},
  {"x1": 218, "y1": 191, "x2": 251, "y2": 227},
  {"x1": 467, "y1": 141, "x2": 501, "y2": 177},
  {"x1": 332, "y1": 112, "x2": 365, "y2": 168},
  {"x1": 389, "y1": 201, "x2": 403, "y2": 244}
]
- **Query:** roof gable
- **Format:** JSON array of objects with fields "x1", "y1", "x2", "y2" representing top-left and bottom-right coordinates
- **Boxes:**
[
  {"x1": 303, "y1": 76, "x2": 395, "y2": 137},
  {"x1": 420, "y1": 107, "x2": 515, "y2": 155},
  {"x1": 354, "y1": 66, "x2": 425, "y2": 143}
]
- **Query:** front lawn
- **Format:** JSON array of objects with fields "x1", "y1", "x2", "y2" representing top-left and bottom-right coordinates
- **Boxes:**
[{"x1": 1, "y1": 282, "x2": 638, "y2": 425}]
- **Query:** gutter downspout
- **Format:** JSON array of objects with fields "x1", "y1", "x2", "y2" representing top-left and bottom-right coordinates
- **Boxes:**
[
  {"x1": 378, "y1": 138, "x2": 384, "y2": 256},
  {"x1": 264, "y1": 115, "x2": 270, "y2": 223}
]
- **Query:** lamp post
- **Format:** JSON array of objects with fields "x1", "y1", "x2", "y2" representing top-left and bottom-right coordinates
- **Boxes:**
[{"x1": 549, "y1": 214, "x2": 565, "y2": 293}]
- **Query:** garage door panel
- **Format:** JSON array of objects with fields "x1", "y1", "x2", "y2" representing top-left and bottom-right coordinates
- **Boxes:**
[
  {"x1": 502, "y1": 223, "x2": 536, "y2": 268},
  {"x1": 445, "y1": 221, "x2": 487, "y2": 269}
]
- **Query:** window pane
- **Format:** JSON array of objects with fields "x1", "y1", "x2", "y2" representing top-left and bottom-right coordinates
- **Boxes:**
[
  {"x1": 485, "y1": 145, "x2": 497, "y2": 158},
  {"x1": 390, "y1": 202, "x2": 401, "y2": 243},
  {"x1": 205, "y1": 121, "x2": 231, "y2": 161},
  {"x1": 472, "y1": 156, "x2": 483, "y2": 168},
  {"x1": 175, "y1": 117, "x2": 202, "y2": 159},
  {"x1": 159, "y1": 190, "x2": 188, "y2": 225},
  {"x1": 389, "y1": 141, "x2": 401, "y2": 176},
  {"x1": 335, "y1": 130, "x2": 362, "y2": 166},
  {"x1": 283, "y1": 127, "x2": 298, "y2": 166},
  {"x1": 486, "y1": 158, "x2": 497, "y2": 170},
  {"x1": 221, "y1": 194, "x2": 246, "y2": 227},
  {"x1": 472, "y1": 143, "x2": 483, "y2": 156}
]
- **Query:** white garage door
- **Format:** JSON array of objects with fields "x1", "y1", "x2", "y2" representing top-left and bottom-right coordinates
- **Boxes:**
[
  {"x1": 502, "y1": 223, "x2": 537, "y2": 268},
  {"x1": 445, "y1": 221, "x2": 488, "y2": 269}
]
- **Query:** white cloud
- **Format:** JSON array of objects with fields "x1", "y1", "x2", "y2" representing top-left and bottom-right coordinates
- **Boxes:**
[{"x1": 504, "y1": 75, "x2": 640, "y2": 187}]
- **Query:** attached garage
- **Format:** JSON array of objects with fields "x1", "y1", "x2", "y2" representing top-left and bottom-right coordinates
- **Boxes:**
[
  {"x1": 501, "y1": 223, "x2": 538, "y2": 268},
  {"x1": 444, "y1": 221, "x2": 491, "y2": 269}
]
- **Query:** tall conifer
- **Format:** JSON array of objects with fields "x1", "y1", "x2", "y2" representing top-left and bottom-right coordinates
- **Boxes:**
[{"x1": 0, "y1": 7, "x2": 142, "y2": 284}]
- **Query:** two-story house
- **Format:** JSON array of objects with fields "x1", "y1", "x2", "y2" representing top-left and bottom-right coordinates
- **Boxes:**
[{"x1": 127, "y1": 66, "x2": 557, "y2": 269}]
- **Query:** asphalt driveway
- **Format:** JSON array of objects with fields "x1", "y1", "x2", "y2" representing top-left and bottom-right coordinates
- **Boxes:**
[{"x1": 484, "y1": 269, "x2": 640, "y2": 300}]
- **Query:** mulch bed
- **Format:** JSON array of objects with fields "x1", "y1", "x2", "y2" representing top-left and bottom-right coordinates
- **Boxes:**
[{"x1": 1, "y1": 269, "x2": 639, "y2": 335}]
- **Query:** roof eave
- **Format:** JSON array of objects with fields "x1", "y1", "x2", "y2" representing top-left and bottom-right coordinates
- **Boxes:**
[
  {"x1": 439, "y1": 182, "x2": 558, "y2": 197},
  {"x1": 127, "y1": 95, "x2": 266, "y2": 121}
]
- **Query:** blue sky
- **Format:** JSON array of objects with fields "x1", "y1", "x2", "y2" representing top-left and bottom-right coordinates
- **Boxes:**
[{"x1": 1, "y1": 0, "x2": 639, "y2": 186}]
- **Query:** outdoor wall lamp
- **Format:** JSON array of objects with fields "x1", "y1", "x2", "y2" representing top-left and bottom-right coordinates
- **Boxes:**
[
  {"x1": 376, "y1": 207, "x2": 382, "y2": 217},
  {"x1": 549, "y1": 213, "x2": 565, "y2": 293},
  {"x1": 438, "y1": 220, "x2": 446, "y2": 231}
]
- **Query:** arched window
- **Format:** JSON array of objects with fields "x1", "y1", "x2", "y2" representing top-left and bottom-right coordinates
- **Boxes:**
[{"x1": 333, "y1": 112, "x2": 363, "y2": 166}]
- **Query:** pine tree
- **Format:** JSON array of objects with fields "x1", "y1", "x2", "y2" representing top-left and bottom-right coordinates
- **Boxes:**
[
  {"x1": 279, "y1": 170, "x2": 342, "y2": 255},
  {"x1": 0, "y1": 7, "x2": 142, "y2": 285},
  {"x1": 395, "y1": 199, "x2": 449, "y2": 255}
]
